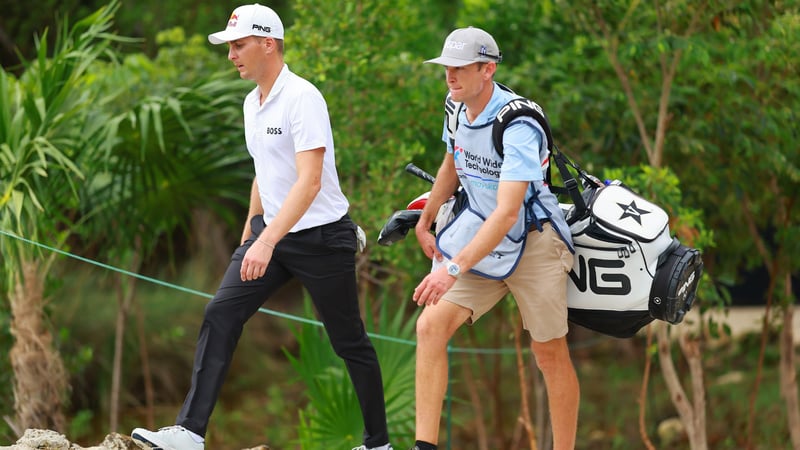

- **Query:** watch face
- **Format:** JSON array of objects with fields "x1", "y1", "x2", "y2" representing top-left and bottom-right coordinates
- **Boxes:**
[{"x1": 447, "y1": 262, "x2": 460, "y2": 276}]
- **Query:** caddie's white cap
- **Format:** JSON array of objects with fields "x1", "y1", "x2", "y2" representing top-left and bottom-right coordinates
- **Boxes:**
[
  {"x1": 208, "y1": 3, "x2": 284, "y2": 45},
  {"x1": 424, "y1": 26, "x2": 502, "y2": 67}
]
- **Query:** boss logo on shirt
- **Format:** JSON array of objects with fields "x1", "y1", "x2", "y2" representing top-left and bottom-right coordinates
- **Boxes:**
[{"x1": 265, "y1": 127, "x2": 283, "y2": 135}]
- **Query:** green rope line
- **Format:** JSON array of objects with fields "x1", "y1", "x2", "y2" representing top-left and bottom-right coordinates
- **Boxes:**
[
  {"x1": 0, "y1": 228, "x2": 609, "y2": 355},
  {"x1": 0, "y1": 229, "x2": 415, "y2": 345}
]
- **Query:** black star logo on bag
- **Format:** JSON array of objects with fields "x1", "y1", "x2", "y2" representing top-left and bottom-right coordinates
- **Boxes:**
[{"x1": 617, "y1": 200, "x2": 651, "y2": 225}]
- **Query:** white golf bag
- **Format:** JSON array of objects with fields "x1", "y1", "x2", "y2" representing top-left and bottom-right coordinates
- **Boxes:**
[{"x1": 563, "y1": 181, "x2": 703, "y2": 337}]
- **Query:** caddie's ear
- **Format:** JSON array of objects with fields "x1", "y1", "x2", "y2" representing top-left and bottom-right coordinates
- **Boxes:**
[{"x1": 483, "y1": 61, "x2": 497, "y2": 79}]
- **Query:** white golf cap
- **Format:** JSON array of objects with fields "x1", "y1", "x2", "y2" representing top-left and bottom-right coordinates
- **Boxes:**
[
  {"x1": 424, "y1": 27, "x2": 502, "y2": 67},
  {"x1": 208, "y1": 3, "x2": 284, "y2": 45}
]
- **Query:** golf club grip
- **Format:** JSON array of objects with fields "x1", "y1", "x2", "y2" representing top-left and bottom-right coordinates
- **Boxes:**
[{"x1": 405, "y1": 163, "x2": 436, "y2": 185}]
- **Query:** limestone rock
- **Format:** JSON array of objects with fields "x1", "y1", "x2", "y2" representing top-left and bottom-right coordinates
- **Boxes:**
[{"x1": 0, "y1": 429, "x2": 269, "y2": 450}]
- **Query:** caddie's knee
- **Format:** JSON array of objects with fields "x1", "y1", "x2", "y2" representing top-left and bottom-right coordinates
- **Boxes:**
[
  {"x1": 415, "y1": 312, "x2": 453, "y2": 347},
  {"x1": 530, "y1": 337, "x2": 571, "y2": 373}
]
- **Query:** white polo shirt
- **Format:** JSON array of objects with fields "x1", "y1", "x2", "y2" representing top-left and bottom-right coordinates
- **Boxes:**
[{"x1": 243, "y1": 64, "x2": 349, "y2": 232}]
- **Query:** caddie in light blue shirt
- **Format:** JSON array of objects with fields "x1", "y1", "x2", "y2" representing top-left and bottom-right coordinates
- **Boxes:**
[{"x1": 410, "y1": 25, "x2": 580, "y2": 450}]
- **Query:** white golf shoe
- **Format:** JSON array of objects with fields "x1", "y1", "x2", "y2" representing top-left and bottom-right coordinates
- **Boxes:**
[{"x1": 131, "y1": 425, "x2": 204, "y2": 450}]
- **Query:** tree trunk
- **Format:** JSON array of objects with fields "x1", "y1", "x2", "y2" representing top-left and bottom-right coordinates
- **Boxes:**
[
  {"x1": 459, "y1": 352, "x2": 489, "y2": 450},
  {"x1": 779, "y1": 276, "x2": 800, "y2": 449},
  {"x1": 656, "y1": 323, "x2": 707, "y2": 450},
  {"x1": 110, "y1": 238, "x2": 142, "y2": 431},
  {"x1": 109, "y1": 279, "x2": 132, "y2": 432},
  {"x1": 136, "y1": 301, "x2": 156, "y2": 429},
  {"x1": 678, "y1": 332, "x2": 708, "y2": 449},
  {"x1": 637, "y1": 325, "x2": 657, "y2": 450},
  {"x1": 8, "y1": 260, "x2": 68, "y2": 433}
]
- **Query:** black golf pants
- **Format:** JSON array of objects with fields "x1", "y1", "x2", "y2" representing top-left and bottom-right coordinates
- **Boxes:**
[{"x1": 175, "y1": 214, "x2": 389, "y2": 447}]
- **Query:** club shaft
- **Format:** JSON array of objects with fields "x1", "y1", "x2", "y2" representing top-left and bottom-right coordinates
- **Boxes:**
[{"x1": 405, "y1": 163, "x2": 436, "y2": 184}]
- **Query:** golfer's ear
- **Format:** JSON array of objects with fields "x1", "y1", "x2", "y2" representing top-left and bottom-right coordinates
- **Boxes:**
[{"x1": 264, "y1": 37, "x2": 282, "y2": 54}]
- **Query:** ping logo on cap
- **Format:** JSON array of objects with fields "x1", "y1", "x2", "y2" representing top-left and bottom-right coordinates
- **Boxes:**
[{"x1": 252, "y1": 24, "x2": 271, "y2": 33}]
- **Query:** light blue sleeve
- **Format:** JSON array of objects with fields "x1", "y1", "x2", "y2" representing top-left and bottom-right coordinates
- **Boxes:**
[{"x1": 499, "y1": 118, "x2": 545, "y2": 182}]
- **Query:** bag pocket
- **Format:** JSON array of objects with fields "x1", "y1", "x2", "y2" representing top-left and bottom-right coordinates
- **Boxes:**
[
  {"x1": 649, "y1": 238, "x2": 703, "y2": 324},
  {"x1": 436, "y1": 206, "x2": 526, "y2": 280}
]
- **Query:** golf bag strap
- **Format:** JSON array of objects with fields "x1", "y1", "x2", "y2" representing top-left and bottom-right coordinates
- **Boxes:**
[
  {"x1": 551, "y1": 147, "x2": 586, "y2": 215},
  {"x1": 491, "y1": 97, "x2": 553, "y2": 156},
  {"x1": 491, "y1": 98, "x2": 586, "y2": 216}
]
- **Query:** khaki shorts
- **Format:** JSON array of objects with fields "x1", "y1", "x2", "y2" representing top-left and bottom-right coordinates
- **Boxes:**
[{"x1": 441, "y1": 223, "x2": 574, "y2": 342}]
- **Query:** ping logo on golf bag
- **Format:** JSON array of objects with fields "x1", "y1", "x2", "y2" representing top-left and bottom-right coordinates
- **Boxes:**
[
  {"x1": 569, "y1": 255, "x2": 632, "y2": 296},
  {"x1": 677, "y1": 270, "x2": 697, "y2": 297}
]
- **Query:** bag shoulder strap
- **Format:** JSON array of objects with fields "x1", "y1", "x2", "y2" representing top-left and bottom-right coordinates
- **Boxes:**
[
  {"x1": 445, "y1": 93, "x2": 463, "y2": 150},
  {"x1": 491, "y1": 97, "x2": 553, "y2": 157},
  {"x1": 491, "y1": 96, "x2": 586, "y2": 215}
]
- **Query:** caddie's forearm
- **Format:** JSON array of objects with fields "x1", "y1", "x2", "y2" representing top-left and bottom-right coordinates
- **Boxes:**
[
  {"x1": 450, "y1": 212, "x2": 516, "y2": 272},
  {"x1": 451, "y1": 180, "x2": 527, "y2": 272}
]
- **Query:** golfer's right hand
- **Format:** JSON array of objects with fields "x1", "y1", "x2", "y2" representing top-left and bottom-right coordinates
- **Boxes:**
[{"x1": 240, "y1": 240, "x2": 273, "y2": 281}]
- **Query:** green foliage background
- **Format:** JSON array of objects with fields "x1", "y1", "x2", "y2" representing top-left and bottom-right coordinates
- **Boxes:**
[{"x1": 0, "y1": 0, "x2": 798, "y2": 449}]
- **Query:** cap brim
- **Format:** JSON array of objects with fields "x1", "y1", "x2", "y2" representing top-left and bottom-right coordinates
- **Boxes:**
[
  {"x1": 208, "y1": 30, "x2": 252, "y2": 45},
  {"x1": 424, "y1": 56, "x2": 476, "y2": 67}
]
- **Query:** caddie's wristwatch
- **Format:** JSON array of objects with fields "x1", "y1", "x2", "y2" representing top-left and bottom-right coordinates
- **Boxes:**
[{"x1": 446, "y1": 261, "x2": 461, "y2": 278}]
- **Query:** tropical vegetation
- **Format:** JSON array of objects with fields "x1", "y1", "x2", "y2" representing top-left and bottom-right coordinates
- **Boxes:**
[{"x1": 0, "y1": 0, "x2": 797, "y2": 449}]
